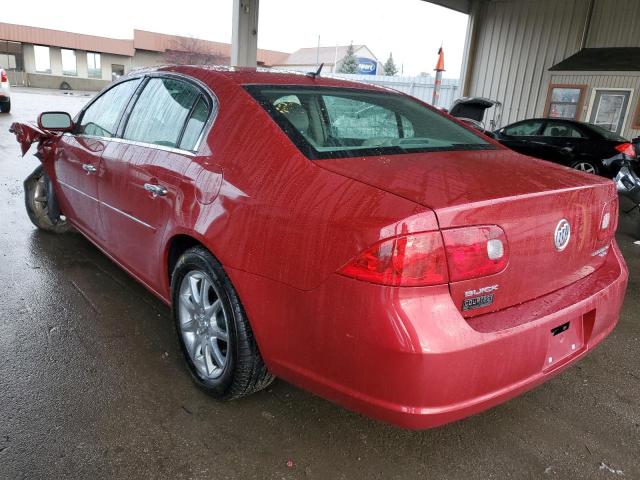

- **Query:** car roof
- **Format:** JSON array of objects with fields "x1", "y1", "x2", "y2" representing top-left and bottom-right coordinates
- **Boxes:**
[{"x1": 138, "y1": 65, "x2": 392, "y2": 93}]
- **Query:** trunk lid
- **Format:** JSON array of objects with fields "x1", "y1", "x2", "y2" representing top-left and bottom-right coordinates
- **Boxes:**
[{"x1": 316, "y1": 148, "x2": 617, "y2": 316}]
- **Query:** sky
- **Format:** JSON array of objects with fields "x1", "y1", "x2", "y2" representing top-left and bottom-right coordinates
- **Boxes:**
[{"x1": 2, "y1": 0, "x2": 469, "y2": 77}]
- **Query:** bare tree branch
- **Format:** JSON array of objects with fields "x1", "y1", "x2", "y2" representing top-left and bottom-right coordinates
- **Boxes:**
[{"x1": 162, "y1": 36, "x2": 228, "y2": 66}]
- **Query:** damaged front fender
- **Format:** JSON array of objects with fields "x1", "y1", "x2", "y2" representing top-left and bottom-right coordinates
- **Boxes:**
[{"x1": 8, "y1": 122, "x2": 58, "y2": 159}]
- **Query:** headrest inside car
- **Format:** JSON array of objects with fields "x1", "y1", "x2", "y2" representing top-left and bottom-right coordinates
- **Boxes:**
[{"x1": 276, "y1": 102, "x2": 310, "y2": 133}]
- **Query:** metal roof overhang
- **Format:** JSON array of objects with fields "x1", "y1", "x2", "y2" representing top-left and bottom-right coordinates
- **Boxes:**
[{"x1": 423, "y1": 0, "x2": 471, "y2": 14}]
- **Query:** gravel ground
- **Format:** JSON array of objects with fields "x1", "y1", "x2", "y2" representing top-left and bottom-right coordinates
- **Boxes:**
[{"x1": 0, "y1": 88, "x2": 638, "y2": 480}]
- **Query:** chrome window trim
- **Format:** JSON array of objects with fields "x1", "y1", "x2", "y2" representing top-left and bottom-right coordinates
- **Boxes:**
[{"x1": 64, "y1": 132, "x2": 198, "y2": 156}]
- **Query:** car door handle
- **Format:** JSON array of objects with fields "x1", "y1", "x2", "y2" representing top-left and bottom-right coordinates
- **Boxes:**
[
  {"x1": 144, "y1": 183, "x2": 168, "y2": 197},
  {"x1": 82, "y1": 164, "x2": 97, "y2": 174}
]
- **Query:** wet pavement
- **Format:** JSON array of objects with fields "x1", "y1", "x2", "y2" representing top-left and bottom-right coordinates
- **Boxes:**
[{"x1": 0, "y1": 88, "x2": 639, "y2": 480}]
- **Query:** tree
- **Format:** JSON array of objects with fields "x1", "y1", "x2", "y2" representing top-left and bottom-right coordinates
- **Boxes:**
[
  {"x1": 338, "y1": 43, "x2": 358, "y2": 74},
  {"x1": 383, "y1": 53, "x2": 398, "y2": 76},
  {"x1": 162, "y1": 36, "x2": 227, "y2": 66}
]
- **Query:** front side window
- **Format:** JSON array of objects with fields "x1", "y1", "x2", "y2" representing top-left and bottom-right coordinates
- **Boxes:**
[
  {"x1": 34, "y1": 45, "x2": 51, "y2": 73},
  {"x1": 123, "y1": 78, "x2": 201, "y2": 148},
  {"x1": 78, "y1": 79, "x2": 142, "y2": 137},
  {"x1": 546, "y1": 85, "x2": 585, "y2": 120},
  {"x1": 542, "y1": 122, "x2": 584, "y2": 138},
  {"x1": 87, "y1": 52, "x2": 101, "y2": 79},
  {"x1": 247, "y1": 86, "x2": 491, "y2": 159},
  {"x1": 502, "y1": 120, "x2": 544, "y2": 136},
  {"x1": 61, "y1": 49, "x2": 77, "y2": 76}
]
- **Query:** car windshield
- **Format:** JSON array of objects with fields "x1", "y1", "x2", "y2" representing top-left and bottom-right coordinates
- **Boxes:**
[
  {"x1": 582, "y1": 123, "x2": 627, "y2": 142},
  {"x1": 246, "y1": 85, "x2": 493, "y2": 159}
]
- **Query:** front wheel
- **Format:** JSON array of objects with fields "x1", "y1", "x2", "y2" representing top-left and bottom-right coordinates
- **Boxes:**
[
  {"x1": 24, "y1": 166, "x2": 71, "y2": 233},
  {"x1": 171, "y1": 246, "x2": 274, "y2": 399},
  {"x1": 570, "y1": 160, "x2": 599, "y2": 175}
]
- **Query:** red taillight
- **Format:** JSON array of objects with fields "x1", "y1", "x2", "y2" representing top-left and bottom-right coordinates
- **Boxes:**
[
  {"x1": 441, "y1": 225, "x2": 509, "y2": 282},
  {"x1": 615, "y1": 142, "x2": 636, "y2": 158},
  {"x1": 0, "y1": 70, "x2": 7, "y2": 83},
  {"x1": 339, "y1": 231, "x2": 449, "y2": 286}
]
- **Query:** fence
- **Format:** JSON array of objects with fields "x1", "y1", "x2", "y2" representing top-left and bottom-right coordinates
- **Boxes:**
[
  {"x1": 323, "y1": 73, "x2": 460, "y2": 109},
  {"x1": 6, "y1": 70, "x2": 27, "y2": 86}
]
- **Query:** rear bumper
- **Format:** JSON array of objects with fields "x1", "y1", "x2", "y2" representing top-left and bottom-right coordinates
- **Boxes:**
[{"x1": 230, "y1": 241, "x2": 628, "y2": 429}]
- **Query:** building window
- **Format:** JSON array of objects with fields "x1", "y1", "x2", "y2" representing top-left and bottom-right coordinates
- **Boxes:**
[
  {"x1": 111, "y1": 64, "x2": 125, "y2": 81},
  {"x1": 0, "y1": 41, "x2": 23, "y2": 72},
  {"x1": 545, "y1": 84, "x2": 587, "y2": 120},
  {"x1": 0, "y1": 54, "x2": 17, "y2": 70},
  {"x1": 34, "y1": 45, "x2": 51, "y2": 74},
  {"x1": 61, "y1": 49, "x2": 77, "y2": 76},
  {"x1": 87, "y1": 52, "x2": 101, "y2": 79}
]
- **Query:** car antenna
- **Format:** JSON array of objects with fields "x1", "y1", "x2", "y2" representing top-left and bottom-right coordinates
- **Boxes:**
[{"x1": 306, "y1": 63, "x2": 324, "y2": 79}]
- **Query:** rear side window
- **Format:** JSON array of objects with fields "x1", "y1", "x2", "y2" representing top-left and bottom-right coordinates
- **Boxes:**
[
  {"x1": 179, "y1": 96, "x2": 211, "y2": 150},
  {"x1": 79, "y1": 79, "x2": 142, "y2": 137},
  {"x1": 542, "y1": 122, "x2": 584, "y2": 138},
  {"x1": 247, "y1": 85, "x2": 491, "y2": 160},
  {"x1": 502, "y1": 120, "x2": 543, "y2": 136},
  {"x1": 124, "y1": 78, "x2": 201, "y2": 148}
]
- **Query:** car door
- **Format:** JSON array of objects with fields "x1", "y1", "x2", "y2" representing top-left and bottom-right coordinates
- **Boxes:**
[
  {"x1": 54, "y1": 78, "x2": 142, "y2": 240},
  {"x1": 495, "y1": 120, "x2": 544, "y2": 157},
  {"x1": 98, "y1": 76, "x2": 213, "y2": 291},
  {"x1": 537, "y1": 121, "x2": 587, "y2": 164}
]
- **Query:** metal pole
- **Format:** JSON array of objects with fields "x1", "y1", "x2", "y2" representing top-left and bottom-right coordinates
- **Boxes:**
[
  {"x1": 316, "y1": 35, "x2": 320, "y2": 67},
  {"x1": 580, "y1": 0, "x2": 595, "y2": 50}
]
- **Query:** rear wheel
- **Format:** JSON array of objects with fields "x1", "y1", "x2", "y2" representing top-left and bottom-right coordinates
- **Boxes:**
[
  {"x1": 0, "y1": 100, "x2": 9, "y2": 113},
  {"x1": 24, "y1": 166, "x2": 71, "y2": 233},
  {"x1": 570, "y1": 160, "x2": 599, "y2": 175},
  {"x1": 171, "y1": 246, "x2": 274, "y2": 399}
]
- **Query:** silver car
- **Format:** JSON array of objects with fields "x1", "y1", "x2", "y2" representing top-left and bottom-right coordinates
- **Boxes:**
[{"x1": 0, "y1": 68, "x2": 10, "y2": 113}]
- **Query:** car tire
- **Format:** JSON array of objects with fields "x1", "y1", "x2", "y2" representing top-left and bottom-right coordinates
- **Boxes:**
[
  {"x1": 24, "y1": 165, "x2": 72, "y2": 233},
  {"x1": 570, "y1": 160, "x2": 599, "y2": 175},
  {"x1": 0, "y1": 100, "x2": 9, "y2": 113},
  {"x1": 171, "y1": 246, "x2": 274, "y2": 400}
]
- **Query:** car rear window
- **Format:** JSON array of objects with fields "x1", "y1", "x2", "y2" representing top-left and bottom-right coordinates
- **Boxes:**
[
  {"x1": 245, "y1": 85, "x2": 493, "y2": 159},
  {"x1": 582, "y1": 123, "x2": 627, "y2": 142}
]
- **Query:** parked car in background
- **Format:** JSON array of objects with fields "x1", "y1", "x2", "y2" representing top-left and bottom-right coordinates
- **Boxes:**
[
  {"x1": 0, "y1": 68, "x2": 11, "y2": 113},
  {"x1": 492, "y1": 118, "x2": 637, "y2": 177},
  {"x1": 9, "y1": 67, "x2": 627, "y2": 429}
]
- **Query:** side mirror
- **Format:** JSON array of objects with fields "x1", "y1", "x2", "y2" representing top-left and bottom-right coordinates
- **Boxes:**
[{"x1": 38, "y1": 111, "x2": 73, "y2": 132}]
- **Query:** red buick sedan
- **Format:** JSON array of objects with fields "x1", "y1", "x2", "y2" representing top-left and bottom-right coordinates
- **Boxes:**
[{"x1": 11, "y1": 67, "x2": 628, "y2": 429}]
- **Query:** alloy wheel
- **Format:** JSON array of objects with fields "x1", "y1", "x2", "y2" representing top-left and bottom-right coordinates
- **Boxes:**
[{"x1": 178, "y1": 270, "x2": 230, "y2": 379}]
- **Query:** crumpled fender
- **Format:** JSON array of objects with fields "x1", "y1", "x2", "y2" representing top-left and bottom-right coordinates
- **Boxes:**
[{"x1": 8, "y1": 121, "x2": 58, "y2": 159}]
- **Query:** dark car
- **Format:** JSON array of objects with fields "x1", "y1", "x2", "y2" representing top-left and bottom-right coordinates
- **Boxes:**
[{"x1": 492, "y1": 118, "x2": 637, "y2": 176}]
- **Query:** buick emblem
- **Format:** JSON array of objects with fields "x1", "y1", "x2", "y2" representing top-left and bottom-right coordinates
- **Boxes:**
[{"x1": 554, "y1": 219, "x2": 571, "y2": 251}]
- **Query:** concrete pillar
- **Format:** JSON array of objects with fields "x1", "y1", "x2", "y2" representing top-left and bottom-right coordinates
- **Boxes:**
[
  {"x1": 231, "y1": 0, "x2": 259, "y2": 67},
  {"x1": 459, "y1": 0, "x2": 481, "y2": 97}
]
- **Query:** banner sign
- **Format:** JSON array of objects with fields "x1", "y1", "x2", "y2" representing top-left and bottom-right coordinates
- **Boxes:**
[{"x1": 356, "y1": 57, "x2": 377, "y2": 75}]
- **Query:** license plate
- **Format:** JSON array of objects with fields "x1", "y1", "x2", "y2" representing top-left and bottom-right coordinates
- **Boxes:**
[{"x1": 544, "y1": 317, "x2": 584, "y2": 370}]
